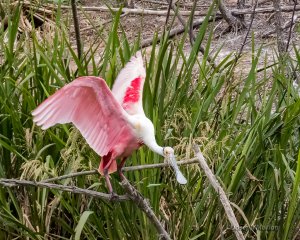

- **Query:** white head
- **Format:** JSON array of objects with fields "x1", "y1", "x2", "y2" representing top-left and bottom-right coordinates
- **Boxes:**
[{"x1": 163, "y1": 146, "x2": 174, "y2": 157}]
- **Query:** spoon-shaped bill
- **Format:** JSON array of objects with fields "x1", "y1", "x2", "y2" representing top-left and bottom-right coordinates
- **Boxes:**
[{"x1": 167, "y1": 153, "x2": 187, "y2": 185}]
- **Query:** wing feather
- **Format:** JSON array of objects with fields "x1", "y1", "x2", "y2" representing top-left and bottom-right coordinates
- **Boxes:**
[
  {"x1": 112, "y1": 51, "x2": 146, "y2": 115},
  {"x1": 32, "y1": 76, "x2": 135, "y2": 157}
]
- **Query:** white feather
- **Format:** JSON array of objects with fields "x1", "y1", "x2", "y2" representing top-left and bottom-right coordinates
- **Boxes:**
[{"x1": 112, "y1": 51, "x2": 146, "y2": 115}]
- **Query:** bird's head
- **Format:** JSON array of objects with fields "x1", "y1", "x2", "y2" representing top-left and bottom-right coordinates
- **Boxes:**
[{"x1": 163, "y1": 146, "x2": 174, "y2": 157}]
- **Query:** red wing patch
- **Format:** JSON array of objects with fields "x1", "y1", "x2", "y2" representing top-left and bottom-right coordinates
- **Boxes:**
[{"x1": 122, "y1": 77, "x2": 142, "y2": 109}]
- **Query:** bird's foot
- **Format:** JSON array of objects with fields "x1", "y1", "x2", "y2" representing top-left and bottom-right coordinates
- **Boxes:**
[{"x1": 109, "y1": 191, "x2": 119, "y2": 202}]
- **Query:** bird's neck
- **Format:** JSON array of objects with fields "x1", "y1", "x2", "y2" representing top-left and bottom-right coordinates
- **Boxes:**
[
  {"x1": 128, "y1": 114, "x2": 164, "y2": 156},
  {"x1": 148, "y1": 142, "x2": 164, "y2": 156}
]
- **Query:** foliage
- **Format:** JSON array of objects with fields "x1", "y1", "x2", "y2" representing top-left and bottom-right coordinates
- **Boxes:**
[{"x1": 0, "y1": 2, "x2": 299, "y2": 240}]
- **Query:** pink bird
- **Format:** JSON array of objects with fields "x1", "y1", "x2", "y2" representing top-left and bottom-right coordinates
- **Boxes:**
[{"x1": 32, "y1": 52, "x2": 187, "y2": 198}]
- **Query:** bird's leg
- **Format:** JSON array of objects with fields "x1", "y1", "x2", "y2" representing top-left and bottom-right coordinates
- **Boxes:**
[
  {"x1": 117, "y1": 157, "x2": 127, "y2": 180},
  {"x1": 103, "y1": 168, "x2": 119, "y2": 201}
]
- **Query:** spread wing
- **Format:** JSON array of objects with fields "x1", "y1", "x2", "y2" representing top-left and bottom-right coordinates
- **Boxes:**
[
  {"x1": 32, "y1": 76, "x2": 135, "y2": 157},
  {"x1": 112, "y1": 51, "x2": 146, "y2": 115}
]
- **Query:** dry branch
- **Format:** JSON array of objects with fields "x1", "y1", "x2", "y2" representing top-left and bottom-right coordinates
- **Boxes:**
[
  {"x1": 165, "y1": 0, "x2": 172, "y2": 25},
  {"x1": 0, "y1": 178, "x2": 129, "y2": 201},
  {"x1": 57, "y1": 5, "x2": 207, "y2": 16},
  {"x1": 71, "y1": 0, "x2": 82, "y2": 59},
  {"x1": 42, "y1": 158, "x2": 198, "y2": 183},
  {"x1": 165, "y1": 0, "x2": 216, "y2": 68},
  {"x1": 236, "y1": 0, "x2": 258, "y2": 59},
  {"x1": 121, "y1": 178, "x2": 171, "y2": 240},
  {"x1": 231, "y1": 4, "x2": 300, "y2": 15},
  {"x1": 286, "y1": 0, "x2": 298, "y2": 51},
  {"x1": 46, "y1": 3, "x2": 300, "y2": 17},
  {"x1": 217, "y1": 0, "x2": 245, "y2": 29},
  {"x1": 193, "y1": 145, "x2": 245, "y2": 240}
]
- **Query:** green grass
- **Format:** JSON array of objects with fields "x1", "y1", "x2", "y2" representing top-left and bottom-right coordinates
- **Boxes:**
[{"x1": 0, "y1": 1, "x2": 299, "y2": 239}]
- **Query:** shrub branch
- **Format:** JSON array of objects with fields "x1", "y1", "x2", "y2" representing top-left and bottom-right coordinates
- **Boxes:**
[
  {"x1": 0, "y1": 178, "x2": 129, "y2": 201},
  {"x1": 40, "y1": 158, "x2": 198, "y2": 183},
  {"x1": 71, "y1": 0, "x2": 82, "y2": 59},
  {"x1": 193, "y1": 144, "x2": 245, "y2": 240},
  {"x1": 121, "y1": 178, "x2": 171, "y2": 240}
]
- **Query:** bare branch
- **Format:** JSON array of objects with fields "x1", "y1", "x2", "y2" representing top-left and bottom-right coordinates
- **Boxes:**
[
  {"x1": 236, "y1": 0, "x2": 259, "y2": 59},
  {"x1": 165, "y1": 0, "x2": 217, "y2": 68},
  {"x1": 217, "y1": 0, "x2": 245, "y2": 29},
  {"x1": 42, "y1": 158, "x2": 199, "y2": 183},
  {"x1": 231, "y1": 4, "x2": 300, "y2": 15},
  {"x1": 45, "y1": 3, "x2": 300, "y2": 16},
  {"x1": 0, "y1": 178, "x2": 129, "y2": 201},
  {"x1": 70, "y1": 0, "x2": 82, "y2": 59},
  {"x1": 42, "y1": 170, "x2": 98, "y2": 183},
  {"x1": 165, "y1": 0, "x2": 172, "y2": 25},
  {"x1": 193, "y1": 145, "x2": 245, "y2": 240},
  {"x1": 52, "y1": 4, "x2": 207, "y2": 16},
  {"x1": 121, "y1": 178, "x2": 171, "y2": 240},
  {"x1": 286, "y1": 0, "x2": 298, "y2": 51}
]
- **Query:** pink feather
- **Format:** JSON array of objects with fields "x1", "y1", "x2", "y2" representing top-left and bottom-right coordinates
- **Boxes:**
[{"x1": 32, "y1": 76, "x2": 140, "y2": 162}]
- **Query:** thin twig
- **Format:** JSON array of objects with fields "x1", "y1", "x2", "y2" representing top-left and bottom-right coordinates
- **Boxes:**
[
  {"x1": 124, "y1": 158, "x2": 198, "y2": 171},
  {"x1": 0, "y1": 179, "x2": 129, "y2": 201},
  {"x1": 42, "y1": 170, "x2": 98, "y2": 183},
  {"x1": 236, "y1": 0, "x2": 258, "y2": 60},
  {"x1": 70, "y1": 0, "x2": 82, "y2": 59},
  {"x1": 121, "y1": 178, "x2": 171, "y2": 240},
  {"x1": 167, "y1": 0, "x2": 187, "y2": 28},
  {"x1": 166, "y1": 0, "x2": 217, "y2": 68},
  {"x1": 286, "y1": 0, "x2": 297, "y2": 52},
  {"x1": 193, "y1": 145, "x2": 245, "y2": 240},
  {"x1": 42, "y1": 158, "x2": 198, "y2": 183},
  {"x1": 165, "y1": 0, "x2": 172, "y2": 25}
]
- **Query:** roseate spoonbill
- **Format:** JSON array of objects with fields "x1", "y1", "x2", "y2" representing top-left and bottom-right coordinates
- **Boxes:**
[{"x1": 32, "y1": 52, "x2": 187, "y2": 197}]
